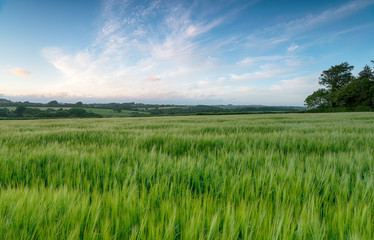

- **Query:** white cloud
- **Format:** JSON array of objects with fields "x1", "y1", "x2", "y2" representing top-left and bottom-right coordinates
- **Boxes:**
[{"x1": 287, "y1": 44, "x2": 299, "y2": 52}]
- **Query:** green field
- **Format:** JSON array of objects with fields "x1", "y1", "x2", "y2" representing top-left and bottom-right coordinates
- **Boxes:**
[
  {"x1": 81, "y1": 108, "x2": 149, "y2": 117},
  {"x1": 0, "y1": 113, "x2": 373, "y2": 239}
]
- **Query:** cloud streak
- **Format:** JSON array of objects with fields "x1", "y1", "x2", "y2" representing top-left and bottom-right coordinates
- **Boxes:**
[
  {"x1": 9, "y1": 68, "x2": 31, "y2": 76},
  {"x1": 245, "y1": 0, "x2": 374, "y2": 51}
]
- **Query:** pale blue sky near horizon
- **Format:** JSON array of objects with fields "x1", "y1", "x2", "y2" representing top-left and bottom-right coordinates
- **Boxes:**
[{"x1": 1, "y1": 0, "x2": 373, "y2": 105}]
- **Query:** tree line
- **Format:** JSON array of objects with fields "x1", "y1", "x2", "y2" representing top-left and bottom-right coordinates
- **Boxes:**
[
  {"x1": 305, "y1": 61, "x2": 374, "y2": 111},
  {"x1": 0, "y1": 106, "x2": 100, "y2": 119},
  {"x1": 0, "y1": 98, "x2": 306, "y2": 119}
]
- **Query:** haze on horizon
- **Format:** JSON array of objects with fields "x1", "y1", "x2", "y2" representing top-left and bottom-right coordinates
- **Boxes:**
[{"x1": 1, "y1": 0, "x2": 374, "y2": 105}]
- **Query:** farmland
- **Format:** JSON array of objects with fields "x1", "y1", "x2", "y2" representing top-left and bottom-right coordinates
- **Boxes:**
[{"x1": 0, "y1": 112, "x2": 373, "y2": 239}]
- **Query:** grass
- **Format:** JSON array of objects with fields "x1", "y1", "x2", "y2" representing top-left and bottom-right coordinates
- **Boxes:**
[{"x1": 0, "y1": 112, "x2": 373, "y2": 239}]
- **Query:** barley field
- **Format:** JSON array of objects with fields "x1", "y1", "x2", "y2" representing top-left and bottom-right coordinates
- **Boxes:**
[{"x1": 0, "y1": 113, "x2": 373, "y2": 239}]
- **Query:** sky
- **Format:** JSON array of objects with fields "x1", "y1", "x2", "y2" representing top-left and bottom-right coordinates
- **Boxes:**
[{"x1": 0, "y1": 0, "x2": 374, "y2": 105}]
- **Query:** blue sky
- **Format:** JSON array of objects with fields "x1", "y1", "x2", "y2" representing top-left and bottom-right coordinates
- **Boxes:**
[{"x1": 1, "y1": 0, "x2": 373, "y2": 105}]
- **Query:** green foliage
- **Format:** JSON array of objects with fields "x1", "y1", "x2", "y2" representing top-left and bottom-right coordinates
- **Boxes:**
[
  {"x1": 14, "y1": 105, "x2": 27, "y2": 117},
  {"x1": 304, "y1": 88, "x2": 330, "y2": 109},
  {"x1": 68, "y1": 108, "x2": 88, "y2": 117},
  {"x1": 0, "y1": 108, "x2": 10, "y2": 117},
  {"x1": 0, "y1": 107, "x2": 101, "y2": 119},
  {"x1": 0, "y1": 113, "x2": 374, "y2": 239},
  {"x1": 305, "y1": 61, "x2": 374, "y2": 110},
  {"x1": 318, "y1": 62, "x2": 354, "y2": 92},
  {"x1": 47, "y1": 100, "x2": 59, "y2": 107},
  {"x1": 113, "y1": 106, "x2": 122, "y2": 113}
]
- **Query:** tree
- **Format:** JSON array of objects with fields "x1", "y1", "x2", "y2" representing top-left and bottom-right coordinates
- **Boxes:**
[
  {"x1": 305, "y1": 62, "x2": 354, "y2": 109},
  {"x1": 304, "y1": 89, "x2": 330, "y2": 109},
  {"x1": 14, "y1": 105, "x2": 27, "y2": 117},
  {"x1": 68, "y1": 108, "x2": 87, "y2": 117},
  {"x1": 305, "y1": 61, "x2": 374, "y2": 110},
  {"x1": 113, "y1": 106, "x2": 122, "y2": 113},
  {"x1": 358, "y1": 65, "x2": 374, "y2": 80},
  {"x1": 317, "y1": 62, "x2": 354, "y2": 107},
  {"x1": 338, "y1": 65, "x2": 374, "y2": 108},
  {"x1": 355, "y1": 65, "x2": 374, "y2": 107},
  {"x1": 0, "y1": 108, "x2": 10, "y2": 117},
  {"x1": 47, "y1": 100, "x2": 59, "y2": 106},
  {"x1": 319, "y1": 62, "x2": 354, "y2": 91}
]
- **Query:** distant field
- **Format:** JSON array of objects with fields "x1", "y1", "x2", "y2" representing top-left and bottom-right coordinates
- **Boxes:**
[
  {"x1": 0, "y1": 113, "x2": 373, "y2": 239},
  {"x1": 81, "y1": 108, "x2": 149, "y2": 116},
  {"x1": 145, "y1": 106, "x2": 187, "y2": 110}
]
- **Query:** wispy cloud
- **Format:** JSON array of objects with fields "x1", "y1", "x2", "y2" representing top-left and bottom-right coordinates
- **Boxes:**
[
  {"x1": 237, "y1": 55, "x2": 291, "y2": 66},
  {"x1": 36, "y1": 0, "x2": 372, "y2": 104},
  {"x1": 287, "y1": 44, "x2": 299, "y2": 52},
  {"x1": 41, "y1": 0, "x2": 236, "y2": 99},
  {"x1": 9, "y1": 68, "x2": 30, "y2": 76},
  {"x1": 245, "y1": 0, "x2": 374, "y2": 50},
  {"x1": 283, "y1": 0, "x2": 374, "y2": 32}
]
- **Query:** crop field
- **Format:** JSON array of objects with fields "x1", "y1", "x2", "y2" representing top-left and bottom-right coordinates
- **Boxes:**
[{"x1": 0, "y1": 112, "x2": 373, "y2": 239}]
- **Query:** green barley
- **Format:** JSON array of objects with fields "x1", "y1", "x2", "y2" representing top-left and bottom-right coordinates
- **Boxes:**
[{"x1": 0, "y1": 112, "x2": 373, "y2": 239}]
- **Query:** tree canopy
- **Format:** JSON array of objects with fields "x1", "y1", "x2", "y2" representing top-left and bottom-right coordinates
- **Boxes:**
[{"x1": 305, "y1": 61, "x2": 374, "y2": 111}]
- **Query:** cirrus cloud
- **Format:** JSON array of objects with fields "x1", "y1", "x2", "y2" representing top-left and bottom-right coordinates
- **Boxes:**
[{"x1": 35, "y1": 0, "x2": 373, "y2": 105}]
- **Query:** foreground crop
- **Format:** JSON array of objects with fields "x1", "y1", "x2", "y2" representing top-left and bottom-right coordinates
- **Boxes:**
[{"x1": 0, "y1": 113, "x2": 373, "y2": 239}]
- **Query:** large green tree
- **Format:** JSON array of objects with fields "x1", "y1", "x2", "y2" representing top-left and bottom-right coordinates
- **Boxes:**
[
  {"x1": 319, "y1": 62, "x2": 354, "y2": 107},
  {"x1": 318, "y1": 62, "x2": 354, "y2": 91},
  {"x1": 305, "y1": 61, "x2": 374, "y2": 110}
]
